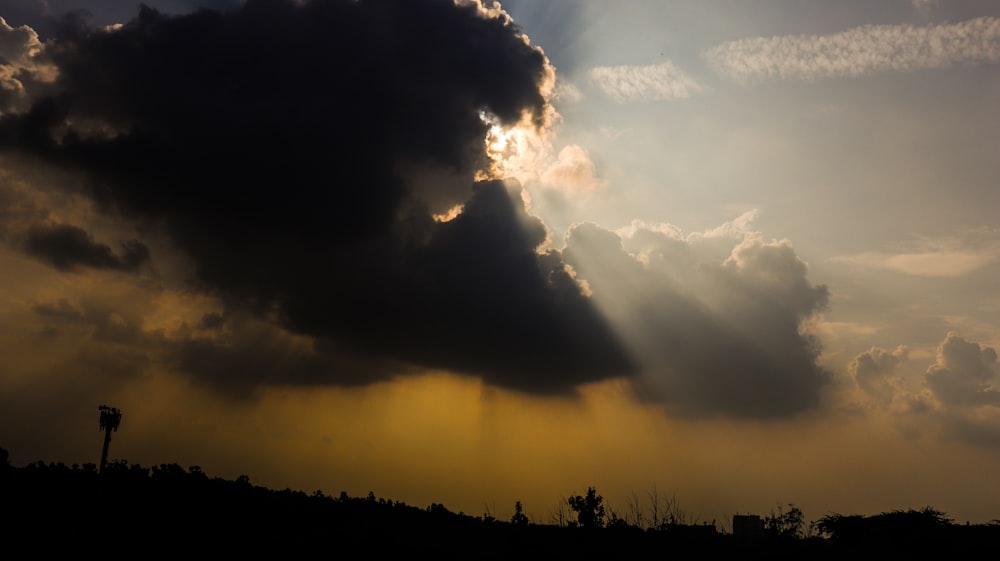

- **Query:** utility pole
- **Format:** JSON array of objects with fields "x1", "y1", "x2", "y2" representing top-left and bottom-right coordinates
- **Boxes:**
[{"x1": 98, "y1": 405, "x2": 122, "y2": 473}]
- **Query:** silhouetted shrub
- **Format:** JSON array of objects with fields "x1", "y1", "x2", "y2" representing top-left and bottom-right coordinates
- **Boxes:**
[{"x1": 568, "y1": 487, "x2": 605, "y2": 529}]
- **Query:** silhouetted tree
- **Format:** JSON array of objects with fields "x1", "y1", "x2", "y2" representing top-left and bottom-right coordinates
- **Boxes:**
[
  {"x1": 550, "y1": 496, "x2": 571, "y2": 526},
  {"x1": 606, "y1": 507, "x2": 629, "y2": 529},
  {"x1": 764, "y1": 503, "x2": 804, "y2": 539},
  {"x1": 97, "y1": 405, "x2": 122, "y2": 473},
  {"x1": 625, "y1": 491, "x2": 644, "y2": 529},
  {"x1": 663, "y1": 494, "x2": 694, "y2": 526},
  {"x1": 814, "y1": 513, "x2": 863, "y2": 541},
  {"x1": 568, "y1": 487, "x2": 605, "y2": 529},
  {"x1": 648, "y1": 484, "x2": 662, "y2": 529},
  {"x1": 511, "y1": 501, "x2": 529, "y2": 527}
]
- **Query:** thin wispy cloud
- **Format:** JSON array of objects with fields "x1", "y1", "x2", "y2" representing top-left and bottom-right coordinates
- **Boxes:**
[
  {"x1": 832, "y1": 230, "x2": 1000, "y2": 278},
  {"x1": 588, "y1": 61, "x2": 703, "y2": 102},
  {"x1": 912, "y1": 0, "x2": 940, "y2": 14},
  {"x1": 705, "y1": 16, "x2": 1000, "y2": 83},
  {"x1": 840, "y1": 250, "x2": 995, "y2": 278}
]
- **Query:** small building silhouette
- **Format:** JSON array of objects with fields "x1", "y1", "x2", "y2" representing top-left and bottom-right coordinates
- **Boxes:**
[{"x1": 733, "y1": 514, "x2": 764, "y2": 540}]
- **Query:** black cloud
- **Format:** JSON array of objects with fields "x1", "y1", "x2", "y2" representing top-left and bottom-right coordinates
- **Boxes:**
[
  {"x1": 164, "y1": 179, "x2": 634, "y2": 396},
  {"x1": 0, "y1": 0, "x2": 633, "y2": 394},
  {"x1": 24, "y1": 222, "x2": 150, "y2": 272}
]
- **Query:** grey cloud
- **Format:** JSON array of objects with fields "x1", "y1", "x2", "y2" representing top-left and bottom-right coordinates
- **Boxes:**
[
  {"x1": 31, "y1": 298, "x2": 85, "y2": 321},
  {"x1": 0, "y1": 176, "x2": 46, "y2": 239},
  {"x1": 925, "y1": 332, "x2": 999, "y2": 406},
  {"x1": 31, "y1": 296, "x2": 153, "y2": 346},
  {"x1": 0, "y1": 175, "x2": 152, "y2": 274},
  {"x1": 167, "y1": 314, "x2": 411, "y2": 399},
  {"x1": 561, "y1": 221, "x2": 831, "y2": 419},
  {"x1": 846, "y1": 334, "x2": 1000, "y2": 447},
  {"x1": 85, "y1": 308, "x2": 151, "y2": 346},
  {"x1": 941, "y1": 413, "x2": 1000, "y2": 448},
  {"x1": 849, "y1": 345, "x2": 908, "y2": 405},
  {"x1": 75, "y1": 343, "x2": 152, "y2": 380}
]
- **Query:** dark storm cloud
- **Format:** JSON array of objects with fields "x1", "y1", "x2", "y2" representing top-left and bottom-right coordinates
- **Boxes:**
[
  {"x1": 0, "y1": 1, "x2": 244, "y2": 37},
  {"x1": 200, "y1": 312, "x2": 225, "y2": 330},
  {"x1": 23, "y1": 222, "x2": 150, "y2": 272},
  {"x1": 168, "y1": 313, "x2": 415, "y2": 398},
  {"x1": 354, "y1": 179, "x2": 630, "y2": 393},
  {"x1": 165, "y1": 179, "x2": 632, "y2": 396},
  {"x1": 0, "y1": 0, "x2": 633, "y2": 395},
  {"x1": 561, "y1": 222, "x2": 831, "y2": 419}
]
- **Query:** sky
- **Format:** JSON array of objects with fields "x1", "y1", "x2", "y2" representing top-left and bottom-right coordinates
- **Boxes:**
[{"x1": 1, "y1": 0, "x2": 999, "y2": 526}]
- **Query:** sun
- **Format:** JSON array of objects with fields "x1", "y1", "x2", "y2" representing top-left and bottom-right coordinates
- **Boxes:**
[{"x1": 477, "y1": 111, "x2": 550, "y2": 184}]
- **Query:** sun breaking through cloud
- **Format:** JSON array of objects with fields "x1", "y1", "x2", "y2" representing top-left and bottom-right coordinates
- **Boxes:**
[{"x1": 0, "y1": 0, "x2": 636, "y2": 398}]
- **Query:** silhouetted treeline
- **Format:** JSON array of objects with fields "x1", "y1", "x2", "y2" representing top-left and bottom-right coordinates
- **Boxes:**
[
  {"x1": 812, "y1": 507, "x2": 998, "y2": 558},
  {"x1": 2, "y1": 448, "x2": 998, "y2": 559}
]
